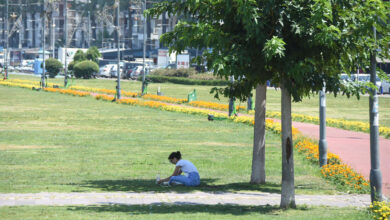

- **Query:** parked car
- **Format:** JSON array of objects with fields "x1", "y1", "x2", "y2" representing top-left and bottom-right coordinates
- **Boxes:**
[
  {"x1": 123, "y1": 62, "x2": 143, "y2": 79},
  {"x1": 110, "y1": 64, "x2": 124, "y2": 78},
  {"x1": 340, "y1": 73, "x2": 384, "y2": 92},
  {"x1": 381, "y1": 75, "x2": 390, "y2": 94},
  {"x1": 99, "y1": 64, "x2": 115, "y2": 78},
  {"x1": 130, "y1": 66, "x2": 146, "y2": 80}
]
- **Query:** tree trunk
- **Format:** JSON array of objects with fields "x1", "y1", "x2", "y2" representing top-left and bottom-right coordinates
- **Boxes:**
[
  {"x1": 280, "y1": 83, "x2": 296, "y2": 209},
  {"x1": 250, "y1": 83, "x2": 267, "y2": 184}
]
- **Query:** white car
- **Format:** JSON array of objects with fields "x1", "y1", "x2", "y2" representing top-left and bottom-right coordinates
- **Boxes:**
[
  {"x1": 99, "y1": 64, "x2": 115, "y2": 78},
  {"x1": 382, "y1": 77, "x2": 390, "y2": 94},
  {"x1": 110, "y1": 65, "x2": 124, "y2": 78},
  {"x1": 130, "y1": 66, "x2": 147, "y2": 80}
]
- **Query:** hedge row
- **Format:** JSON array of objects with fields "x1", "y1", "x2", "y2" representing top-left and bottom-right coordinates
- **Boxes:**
[{"x1": 140, "y1": 75, "x2": 229, "y2": 86}]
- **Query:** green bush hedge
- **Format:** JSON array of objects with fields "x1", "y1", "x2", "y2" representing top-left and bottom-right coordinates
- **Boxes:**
[
  {"x1": 140, "y1": 75, "x2": 228, "y2": 86},
  {"x1": 45, "y1": 58, "x2": 63, "y2": 78},
  {"x1": 151, "y1": 68, "x2": 197, "y2": 77},
  {"x1": 73, "y1": 60, "x2": 99, "y2": 79}
]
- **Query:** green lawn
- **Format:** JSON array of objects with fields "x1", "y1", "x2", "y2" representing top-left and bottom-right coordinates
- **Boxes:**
[
  {"x1": 0, "y1": 85, "x2": 337, "y2": 194},
  {"x1": 0, "y1": 205, "x2": 371, "y2": 220},
  {"x1": 0, "y1": 85, "x2": 371, "y2": 219},
  {"x1": 10, "y1": 74, "x2": 390, "y2": 127}
]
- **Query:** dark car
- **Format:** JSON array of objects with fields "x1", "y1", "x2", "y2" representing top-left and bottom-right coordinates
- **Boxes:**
[{"x1": 123, "y1": 62, "x2": 143, "y2": 79}]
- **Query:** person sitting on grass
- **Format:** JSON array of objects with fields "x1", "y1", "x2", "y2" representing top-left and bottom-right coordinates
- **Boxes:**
[{"x1": 157, "y1": 151, "x2": 200, "y2": 187}]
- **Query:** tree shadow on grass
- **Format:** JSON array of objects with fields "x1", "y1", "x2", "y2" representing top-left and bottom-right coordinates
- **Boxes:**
[
  {"x1": 67, "y1": 203, "x2": 309, "y2": 216},
  {"x1": 77, "y1": 178, "x2": 281, "y2": 194}
]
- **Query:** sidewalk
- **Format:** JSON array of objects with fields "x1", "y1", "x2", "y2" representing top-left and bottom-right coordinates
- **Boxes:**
[{"x1": 0, "y1": 192, "x2": 372, "y2": 207}]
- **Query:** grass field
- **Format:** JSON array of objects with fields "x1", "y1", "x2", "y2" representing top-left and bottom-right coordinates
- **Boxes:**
[
  {"x1": 0, "y1": 205, "x2": 371, "y2": 220},
  {"x1": 0, "y1": 85, "x2": 337, "y2": 194},
  {"x1": 0, "y1": 85, "x2": 370, "y2": 219},
  {"x1": 9, "y1": 74, "x2": 390, "y2": 127}
]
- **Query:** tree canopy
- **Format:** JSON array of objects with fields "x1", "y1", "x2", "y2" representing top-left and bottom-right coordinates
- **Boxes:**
[{"x1": 148, "y1": 0, "x2": 390, "y2": 101}]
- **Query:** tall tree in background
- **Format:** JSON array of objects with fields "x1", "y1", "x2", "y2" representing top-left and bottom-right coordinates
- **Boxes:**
[{"x1": 148, "y1": 0, "x2": 390, "y2": 208}]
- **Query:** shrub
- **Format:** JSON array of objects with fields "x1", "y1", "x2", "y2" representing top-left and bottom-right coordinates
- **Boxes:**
[
  {"x1": 73, "y1": 60, "x2": 99, "y2": 79},
  {"x1": 45, "y1": 58, "x2": 63, "y2": 78},
  {"x1": 151, "y1": 68, "x2": 197, "y2": 77},
  {"x1": 86, "y1": 46, "x2": 101, "y2": 64},
  {"x1": 189, "y1": 73, "x2": 220, "y2": 80},
  {"x1": 73, "y1": 50, "x2": 86, "y2": 63},
  {"x1": 141, "y1": 75, "x2": 228, "y2": 86}
]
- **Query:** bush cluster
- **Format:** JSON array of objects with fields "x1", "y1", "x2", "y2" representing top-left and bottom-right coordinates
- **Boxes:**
[
  {"x1": 68, "y1": 47, "x2": 101, "y2": 79},
  {"x1": 45, "y1": 58, "x2": 63, "y2": 78},
  {"x1": 151, "y1": 68, "x2": 197, "y2": 77},
  {"x1": 142, "y1": 75, "x2": 228, "y2": 86},
  {"x1": 73, "y1": 61, "x2": 99, "y2": 79}
]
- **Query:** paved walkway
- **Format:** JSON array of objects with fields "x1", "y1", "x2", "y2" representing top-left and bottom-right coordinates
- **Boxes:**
[
  {"x1": 0, "y1": 192, "x2": 372, "y2": 207},
  {"x1": 292, "y1": 121, "x2": 390, "y2": 197}
]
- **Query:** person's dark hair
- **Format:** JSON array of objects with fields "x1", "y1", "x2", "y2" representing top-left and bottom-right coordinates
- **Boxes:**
[{"x1": 168, "y1": 151, "x2": 181, "y2": 160}]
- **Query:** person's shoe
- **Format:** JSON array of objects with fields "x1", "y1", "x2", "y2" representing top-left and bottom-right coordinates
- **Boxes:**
[
  {"x1": 160, "y1": 181, "x2": 170, "y2": 187},
  {"x1": 170, "y1": 181, "x2": 184, "y2": 186}
]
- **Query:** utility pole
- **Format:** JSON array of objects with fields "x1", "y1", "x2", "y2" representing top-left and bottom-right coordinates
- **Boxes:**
[
  {"x1": 318, "y1": 84, "x2": 328, "y2": 167},
  {"x1": 41, "y1": 0, "x2": 46, "y2": 88},
  {"x1": 52, "y1": 17, "x2": 55, "y2": 58},
  {"x1": 116, "y1": 0, "x2": 121, "y2": 99},
  {"x1": 141, "y1": 0, "x2": 146, "y2": 95},
  {"x1": 228, "y1": 76, "x2": 235, "y2": 116},
  {"x1": 4, "y1": 0, "x2": 9, "y2": 79},
  {"x1": 18, "y1": 0, "x2": 22, "y2": 49},
  {"x1": 369, "y1": 26, "x2": 382, "y2": 202},
  {"x1": 64, "y1": 0, "x2": 68, "y2": 87},
  {"x1": 87, "y1": 0, "x2": 91, "y2": 48}
]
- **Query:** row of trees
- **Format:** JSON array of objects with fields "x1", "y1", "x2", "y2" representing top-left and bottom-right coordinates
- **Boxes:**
[{"x1": 148, "y1": 0, "x2": 390, "y2": 208}]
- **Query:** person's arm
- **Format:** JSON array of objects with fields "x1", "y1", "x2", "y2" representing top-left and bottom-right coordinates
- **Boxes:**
[{"x1": 158, "y1": 166, "x2": 181, "y2": 184}]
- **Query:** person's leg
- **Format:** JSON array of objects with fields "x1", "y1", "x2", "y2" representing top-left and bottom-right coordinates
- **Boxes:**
[
  {"x1": 169, "y1": 175, "x2": 192, "y2": 186},
  {"x1": 188, "y1": 172, "x2": 200, "y2": 186}
]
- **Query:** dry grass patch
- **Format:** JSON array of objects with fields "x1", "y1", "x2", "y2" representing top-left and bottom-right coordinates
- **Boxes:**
[
  {"x1": 188, "y1": 142, "x2": 251, "y2": 147},
  {"x1": 0, "y1": 144, "x2": 63, "y2": 150}
]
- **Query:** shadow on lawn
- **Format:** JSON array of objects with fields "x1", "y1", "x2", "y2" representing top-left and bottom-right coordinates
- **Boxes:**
[
  {"x1": 77, "y1": 178, "x2": 281, "y2": 194},
  {"x1": 67, "y1": 203, "x2": 309, "y2": 216}
]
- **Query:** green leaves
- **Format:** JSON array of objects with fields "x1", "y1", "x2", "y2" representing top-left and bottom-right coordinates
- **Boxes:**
[
  {"x1": 148, "y1": 0, "x2": 390, "y2": 102},
  {"x1": 263, "y1": 36, "x2": 286, "y2": 61}
]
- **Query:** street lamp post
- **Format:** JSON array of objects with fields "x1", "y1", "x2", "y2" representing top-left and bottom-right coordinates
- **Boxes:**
[
  {"x1": 88, "y1": 0, "x2": 91, "y2": 48},
  {"x1": 369, "y1": 26, "x2": 382, "y2": 202},
  {"x1": 64, "y1": 0, "x2": 68, "y2": 87},
  {"x1": 4, "y1": 0, "x2": 9, "y2": 79},
  {"x1": 41, "y1": 1, "x2": 46, "y2": 88},
  {"x1": 228, "y1": 76, "x2": 235, "y2": 116},
  {"x1": 319, "y1": 84, "x2": 328, "y2": 167},
  {"x1": 116, "y1": 0, "x2": 121, "y2": 100},
  {"x1": 52, "y1": 17, "x2": 55, "y2": 58},
  {"x1": 141, "y1": 0, "x2": 146, "y2": 95}
]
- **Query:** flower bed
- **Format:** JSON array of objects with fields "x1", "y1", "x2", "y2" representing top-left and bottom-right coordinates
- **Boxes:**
[
  {"x1": 321, "y1": 163, "x2": 369, "y2": 193},
  {"x1": 69, "y1": 85, "x2": 139, "y2": 98},
  {"x1": 370, "y1": 201, "x2": 390, "y2": 220},
  {"x1": 44, "y1": 87, "x2": 91, "y2": 97},
  {"x1": 142, "y1": 94, "x2": 187, "y2": 104},
  {"x1": 0, "y1": 80, "x2": 36, "y2": 89},
  {"x1": 295, "y1": 139, "x2": 341, "y2": 165},
  {"x1": 189, "y1": 100, "x2": 246, "y2": 111},
  {"x1": 294, "y1": 137, "x2": 370, "y2": 193}
]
